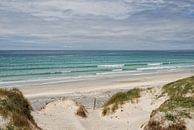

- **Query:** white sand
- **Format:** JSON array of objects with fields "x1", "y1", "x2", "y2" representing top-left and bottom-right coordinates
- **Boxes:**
[
  {"x1": 32, "y1": 86, "x2": 194, "y2": 130},
  {"x1": 2, "y1": 70, "x2": 194, "y2": 130},
  {"x1": 79, "y1": 89, "x2": 168, "y2": 130},
  {"x1": 32, "y1": 99, "x2": 85, "y2": 130},
  {"x1": 32, "y1": 88, "x2": 168, "y2": 130},
  {"x1": 13, "y1": 70, "x2": 194, "y2": 98}
]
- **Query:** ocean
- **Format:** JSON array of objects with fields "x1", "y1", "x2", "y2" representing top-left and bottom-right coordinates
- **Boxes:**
[{"x1": 0, "y1": 50, "x2": 194, "y2": 84}]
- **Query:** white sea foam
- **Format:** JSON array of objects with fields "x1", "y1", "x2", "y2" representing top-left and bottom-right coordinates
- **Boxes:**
[
  {"x1": 61, "y1": 70, "x2": 71, "y2": 73},
  {"x1": 137, "y1": 66, "x2": 176, "y2": 71},
  {"x1": 97, "y1": 64, "x2": 124, "y2": 68},
  {"x1": 95, "y1": 70, "x2": 137, "y2": 76},
  {"x1": 147, "y1": 63, "x2": 162, "y2": 66},
  {"x1": 112, "y1": 69, "x2": 123, "y2": 72},
  {"x1": 0, "y1": 75, "x2": 97, "y2": 86}
]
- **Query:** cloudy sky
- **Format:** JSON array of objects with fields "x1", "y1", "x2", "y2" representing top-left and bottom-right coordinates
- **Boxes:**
[{"x1": 0, "y1": 0, "x2": 194, "y2": 50}]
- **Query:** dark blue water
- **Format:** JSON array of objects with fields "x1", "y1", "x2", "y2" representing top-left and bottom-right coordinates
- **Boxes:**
[{"x1": 0, "y1": 50, "x2": 194, "y2": 83}]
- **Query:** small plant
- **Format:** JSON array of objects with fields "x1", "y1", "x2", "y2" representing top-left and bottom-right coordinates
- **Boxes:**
[
  {"x1": 102, "y1": 107, "x2": 111, "y2": 116},
  {"x1": 103, "y1": 92, "x2": 128, "y2": 107},
  {"x1": 165, "y1": 112, "x2": 175, "y2": 121},
  {"x1": 102, "y1": 88, "x2": 141, "y2": 115},
  {"x1": 76, "y1": 105, "x2": 88, "y2": 118}
]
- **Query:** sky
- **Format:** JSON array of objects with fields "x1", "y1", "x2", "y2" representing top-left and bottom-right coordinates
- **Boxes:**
[{"x1": 0, "y1": 0, "x2": 194, "y2": 50}]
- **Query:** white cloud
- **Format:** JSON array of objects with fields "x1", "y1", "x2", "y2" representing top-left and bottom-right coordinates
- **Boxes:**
[
  {"x1": 0, "y1": 0, "x2": 130, "y2": 20},
  {"x1": 0, "y1": 0, "x2": 194, "y2": 49}
]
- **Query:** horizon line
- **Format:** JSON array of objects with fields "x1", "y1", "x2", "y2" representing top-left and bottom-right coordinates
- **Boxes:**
[{"x1": 1, "y1": 49, "x2": 194, "y2": 51}]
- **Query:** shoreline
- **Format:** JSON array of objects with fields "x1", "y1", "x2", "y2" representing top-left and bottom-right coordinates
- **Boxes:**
[
  {"x1": 0, "y1": 69, "x2": 193, "y2": 130},
  {"x1": 3, "y1": 69, "x2": 193, "y2": 99}
]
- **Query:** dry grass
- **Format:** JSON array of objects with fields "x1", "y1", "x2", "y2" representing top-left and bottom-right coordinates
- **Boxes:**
[
  {"x1": 76, "y1": 105, "x2": 88, "y2": 118},
  {"x1": 0, "y1": 88, "x2": 41, "y2": 130},
  {"x1": 102, "y1": 88, "x2": 141, "y2": 116},
  {"x1": 162, "y1": 76, "x2": 194, "y2": 98},
  {"x1": 144, "y1": 120, "x2": 186, "y2": 130},
  {"x1": 144, "y1": 76, "x2": 194, "y2": 130}
]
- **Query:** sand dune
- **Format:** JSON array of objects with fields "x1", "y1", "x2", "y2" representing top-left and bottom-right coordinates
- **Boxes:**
[
  {"x1": 32, "y1": 88, "x2": 168, "y2": 130},
  {"x1": 17, "y1": 71, "x2": 194, "y2": 130}
]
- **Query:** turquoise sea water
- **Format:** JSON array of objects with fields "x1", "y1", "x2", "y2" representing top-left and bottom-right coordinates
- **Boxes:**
[{"x1": 0, "y1": 50, "x2": 194, "y2": 84}]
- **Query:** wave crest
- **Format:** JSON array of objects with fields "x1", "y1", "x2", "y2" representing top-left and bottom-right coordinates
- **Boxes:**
[
  {"x1": 147, "y1": 63, "x2": 162, "y2": 66},
  {"x1": 97, "y1": 64, "x2": 124, "y2": 68}
]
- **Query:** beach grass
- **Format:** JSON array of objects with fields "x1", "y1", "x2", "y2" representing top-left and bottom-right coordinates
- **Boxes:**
[
  {"x1": 156, "y1": 96, "x2": 194, "y2": 118},
  {"x1": 102, "y1": 88, "x2": 141, "y2": 115},
  {"x1": 0, "y1": 88, "x2": 40, "y2": 130},
  {"x1": 162, "y1": 76, "x2": 194, "y2": 98},
  {"x1": 145, "y1": 96, "x2": 194, "y2": 130},
  {"x1": 145, "y1": 76, "x2": 194, "y2": 130}
]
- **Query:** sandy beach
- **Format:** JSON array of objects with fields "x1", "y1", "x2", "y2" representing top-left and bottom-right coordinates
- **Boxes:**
[
  {"x1": 1, "y1": 70, "x2": 192, "y2": 130},
  {"x1": 14, "y1": 70, "x2": 194, "y2": 99},
  {"x1": 0, "y1": 70, "x2": 192, "y2": 110},
  {"x1": 1, "y1": 1, "x2": 194, "y2": 129},
  {"x1": 0, "y1": 70, "x2": 190, "y2": 98},
  {"x1": 0, "y1": 0, "x2": 194, "y2": 130}
]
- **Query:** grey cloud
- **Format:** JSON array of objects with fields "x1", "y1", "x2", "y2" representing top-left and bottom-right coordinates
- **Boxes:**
[{"x1": 0, "y1": 0, "x2": 194, "y2": 50}]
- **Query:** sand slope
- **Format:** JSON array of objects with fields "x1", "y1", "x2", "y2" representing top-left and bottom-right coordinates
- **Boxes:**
[
  {"x1": 32, "y1": 99, "x2": 85, "y2": 130},
  {"x1": 32, "y1": 88, "x2": 168, "y2": 130},
  {"x1": 29, "y1": 72, "x2": 194, "y2": 130}
]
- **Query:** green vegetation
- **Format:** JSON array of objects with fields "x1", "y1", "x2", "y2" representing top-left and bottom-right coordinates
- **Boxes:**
[
  {"x1": 162, "y1": 76, "x2": 194, "y2": 98},
  {"x1": 159, "y1": 97, "x2": 194, "y2": 112},
  {"x1": 102, "y1": 88, "x2": 141, "y2": 115},
  {"x1": 145, "y1": 76, "x2": 194, "y2": 130},
  {"x1": 157, "y1": 96, "x2": 194, "y2": 119},
  {"x1": 145, "y1": 97, "x2": 192, "y2": 130},
  {"x1": 160, "y1": 76, "x2": 194, "y2": 120},
  {"x1": 144, "y1": 120, "x2": 186, "y2": 130},
  {"x1": 104, "y1": 88, "x2": 141, "y2": 107},
  {"x1": 165, "y1": 112, "x2": 175, "y2": 122},
  {"x1": 0, "y1": 88, "x2": 40, "y2": 130}
]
